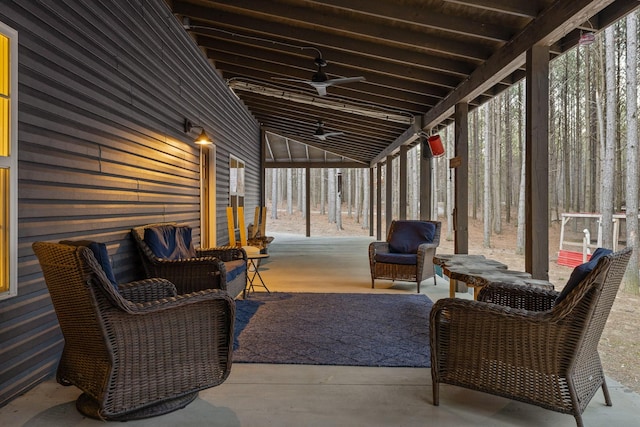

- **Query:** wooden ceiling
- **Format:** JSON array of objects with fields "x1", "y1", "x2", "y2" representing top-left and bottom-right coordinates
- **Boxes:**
[{"x1": 167, "y1": 0, "x2": 638, "y2": 166}]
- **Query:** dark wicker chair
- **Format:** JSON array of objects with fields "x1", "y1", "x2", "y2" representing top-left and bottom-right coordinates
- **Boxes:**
[
  {"x1": 132, "y1": 222, "x2": 247, "y2": 298},
  {"x1": 369, "y1": 220, "x2": 441, "y2": 293},
  {"x1": 430, "y1": 247, "x2": 632, "y2": 427},
  {"x1": 32, "y1": 241, "x2": 235, "y2": 421}
]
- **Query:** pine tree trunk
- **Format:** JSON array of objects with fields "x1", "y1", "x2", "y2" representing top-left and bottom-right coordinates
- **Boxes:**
[
  {"x1": 286, "y1": 168, "x2": 293, "y2": 215},
  {"x1": 516, "y1": 82, "x2": 526, "y2": 254},
  {"x1": 271, "y1": 168, "x2": 278, "y2": 219},
  {"x1": 601, "y1": 26, "x2": 616, "y2": 248},
  {"x1": 472, "y1": 111, "x2": 479, "y2": 219},
  {"x1": 445, "y1": 127, "x2": 454, "y2": 240},
  {"x1": 336, "y1": 168, "x2": 343, "y2": 230},
  {"x1": 320, "y1": 168, "x2": 326, "y2": 215},
  {"x1": 362, "y1": 169, "x2": 370, "y2": 229},
  {"x1": 625, "y1": 12, "x2": 639, "y2": 294},
  {"x1": 504, "y1": 90, "x2": 512, "y2": 223},
  {"x1": 492, "y1": 99, "x2": 502, "y2": 234},
  {"x1": 328, "y1": 168, "x2": 336, "y2": 223},
  {"x1": 483, "y1": 104, "x2": 492, "y2": 248}
]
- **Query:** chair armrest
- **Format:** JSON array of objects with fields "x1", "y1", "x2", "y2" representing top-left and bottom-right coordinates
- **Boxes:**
[
  {"x1": 430, "y1": 298, "x2": 571, "y2": 376},
  {"x1": 477, "y1": 282, "x2": 559, "y2": 312},
  {"x1": 118, "y1": 278, "x2": 177, "y2": 303},
  {"x1": 197, "y1": 246, "x2": 247, "y2": 262},
  {"x1": 369, "y1": 241, "x2": 390, "y2": 254}
]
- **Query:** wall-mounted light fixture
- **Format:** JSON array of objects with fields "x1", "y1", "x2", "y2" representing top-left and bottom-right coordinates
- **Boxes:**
[{"x1": 184, "y1": 118, "x2": 213, "y2": 145}]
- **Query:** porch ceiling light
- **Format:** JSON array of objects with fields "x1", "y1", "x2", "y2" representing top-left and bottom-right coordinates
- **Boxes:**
[{"x1": 184, "y1": 118, "x2": 213, "y2": 145}]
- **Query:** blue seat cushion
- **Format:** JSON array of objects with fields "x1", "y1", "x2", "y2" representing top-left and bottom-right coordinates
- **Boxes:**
[
  {"x1": 557, "y1": 247, "x2": 613, "y2": 303},
  {"x1": 375, "y1": 252, "x2": 417, "y2": 265},
  {"x1": 225, "y1": 259, "x2": 246, "y2": 283},
  {"x1": 144, "y1": 225, "x2": 197, "y2": 260},
  {"x1": 60, "y1": 240, "x2": 118, "y2": 290},
  {"x1": 388, "y1": 221, "x2": 435, "y2": 254}
]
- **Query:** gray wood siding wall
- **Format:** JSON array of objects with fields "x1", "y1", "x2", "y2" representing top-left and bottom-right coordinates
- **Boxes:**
[{"x1": 0, "y1": 0, "x2": 260, "y2": 406}]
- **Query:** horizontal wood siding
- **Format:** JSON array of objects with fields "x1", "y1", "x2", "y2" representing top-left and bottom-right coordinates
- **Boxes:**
[{"x1": 0, "y1": 0, "x2": 260, "y2": 406}]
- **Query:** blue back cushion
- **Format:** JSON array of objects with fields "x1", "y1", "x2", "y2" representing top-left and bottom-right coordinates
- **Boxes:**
[
  {"x1": 225, "y1": 259, "x2": 247, "y2": 283},
  {"x1": 144, "y1": 225, "x2": 196, "y2": 260},
  {"x1": 61, "y1": 240, "x2": 118, "y2": 290},
  {"x1": 388, "y1": 221, "x2": 435, "y2": 254},
  {"x1": 557, "y1": 247, "x2": 613, "y2": 303}
]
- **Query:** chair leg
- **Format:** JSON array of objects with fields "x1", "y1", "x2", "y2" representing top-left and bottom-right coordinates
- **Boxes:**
[
  {"x1": 371, "y1": 278, "x2": 375, "y2": 289},
  {"x1": 602, "y1": 379, "x2": 613, "y2": 406},
  {"x1": 432, "y1": 380, "x2": 439, "y2": 406},
  {"x1": 573, "y1": 414, "x2": 584, "y2": 427}
]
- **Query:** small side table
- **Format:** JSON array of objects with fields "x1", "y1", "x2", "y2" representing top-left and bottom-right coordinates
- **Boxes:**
[{"x1": 245, "y1": 253, "x2": 270, "y2": 297}]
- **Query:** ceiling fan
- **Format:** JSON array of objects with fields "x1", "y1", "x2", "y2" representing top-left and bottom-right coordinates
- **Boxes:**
[
  {"x1": 313, "y1": 120, "x2": 344, "y2": 141},
  {"x1": 275, "y1": 56, "x2": 365, "y2": 96}
]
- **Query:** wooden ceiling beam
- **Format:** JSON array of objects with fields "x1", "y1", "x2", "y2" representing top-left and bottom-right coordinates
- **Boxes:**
[
  {"x1": 315, "y1": 0, "x2": 514, "y2": 42},
  {"x1": 441, "y1": 0, "x2": 543, "y2": 18},
  {"x1": 174, "y1": 2, "x2": 484, "y2": 70}
]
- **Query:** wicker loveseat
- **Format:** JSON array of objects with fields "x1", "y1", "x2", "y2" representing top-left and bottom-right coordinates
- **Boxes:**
[
  {"x1": 132, "y1": 222, "x2": 247, "y2": 298},
  {"x1": 32, "y1": 241, "x2": 235, "y2": 420},
  {"x1": 430, "y1": 247, "x2": 632, "y2": 427},
  {"x1": 369, "y1": 220, "x2": 441, "y2": 293}
]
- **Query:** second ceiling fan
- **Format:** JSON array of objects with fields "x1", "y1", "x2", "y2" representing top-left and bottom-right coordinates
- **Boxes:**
[
  {"x1": 313, "y1": 120, "x2": 344, "y2": 141},
  {"x1": 275, "y1": 56, "x2": 365, "y2": 96}
]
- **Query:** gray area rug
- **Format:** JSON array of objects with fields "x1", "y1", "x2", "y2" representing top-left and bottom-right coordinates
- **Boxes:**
[{"x1": 233, "y1": 292, "x2": 433, "y2": 367}]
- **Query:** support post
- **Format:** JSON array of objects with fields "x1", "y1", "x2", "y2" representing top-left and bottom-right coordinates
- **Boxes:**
[
  {"x1": 525, "y1": 45, "x2": 550, "y2": 280},
  {"x1": 305, "y1": 167, "x2": 311, "y2": 237},
  {"x1": 386, "y1": 155, "x2": 393, "y2": 234},
  {"x1": 454, "y1": 102, "x2": 469, "y2": 254},
  {"x1": 377, "y1": 163, "x2": 383, "y2": 240},
  {"x1": 369, "y1": 167, "x2": 374, "y2": 237},
  {"x1": 399, "y1": 145, "x2": 407, "y2": 219}
]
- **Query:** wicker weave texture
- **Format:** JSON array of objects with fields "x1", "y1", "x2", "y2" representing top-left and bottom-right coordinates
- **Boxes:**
[
  {"x1": 33, "y1": 241, "x2": 235, "y2": 420},
  {"x1": 430, "y1": 247, "x2": 632, "y2": 427}
]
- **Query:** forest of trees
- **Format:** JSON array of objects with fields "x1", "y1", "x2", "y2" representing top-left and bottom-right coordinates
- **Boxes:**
[{"x1": 264, "y1": 13, "x2": 640, "y2": 294}]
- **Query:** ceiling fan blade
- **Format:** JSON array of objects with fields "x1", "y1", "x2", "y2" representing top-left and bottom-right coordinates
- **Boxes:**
[
  {"x1": 325, "y1": 131, "x2": 344, "y2": 138},
  {"x1": 325, "y1": 76, "x2": 366, "y2": 86},
  {"x1": 310, "y1": 83, "x2": 328, "y2": 96}
]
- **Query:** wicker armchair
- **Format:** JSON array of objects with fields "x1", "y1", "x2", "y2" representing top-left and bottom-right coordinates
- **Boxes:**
[
  {"x1": 32, "y1": 241, "x2": 235, "y2": 421},
  {"x1": 369, "y1": 220, "x2": 441, "y2": 293},
  {"x1": 430, "y1": 247, "x2": 632, "y2": 427},
  {"x1": 132, "y1": 222, "x2": 247, "y2": 298}
]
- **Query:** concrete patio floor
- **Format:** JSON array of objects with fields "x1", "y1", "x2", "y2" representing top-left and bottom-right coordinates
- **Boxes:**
[{"x1": 2, "y1": 233, "x2": 639, "y2": 426}]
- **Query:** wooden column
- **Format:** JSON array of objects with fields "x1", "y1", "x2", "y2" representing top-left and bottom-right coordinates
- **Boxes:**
[
  {"x1": 454, "y1": 102, "x2": 469, "y2": 254},
  {"x1": 399, "y1": 145, "x2": 407, "y2": 219},
  {"x1": 369, "y1": 167, "x2": 374, "y2": 237},
  {"x1": 386, "y1": 155, "x2": 393, "y2": 234},
  {"x1": 260, "y1": 129, "x2": 266, "y2": 207},
  {"x1": 305, "y1": 167, "x2": 311, "y2": 237},
  {"x1": 525, "y1": 45, "x2": 550, "y2": 280},
  {"x1": 420, "y1": 138, "x2": 431, "y2": 220},
  {"x1": 376, "y1": 163, "x2": 383, "y2": 240}
]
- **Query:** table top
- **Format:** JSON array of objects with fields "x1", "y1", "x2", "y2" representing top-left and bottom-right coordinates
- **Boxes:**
[
  {"x1": 433, "y1": 254, "x2": 553, "y2": 290},
  {"x1": 247, "y1": 253, "x2": 270, "y2": 260}
]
